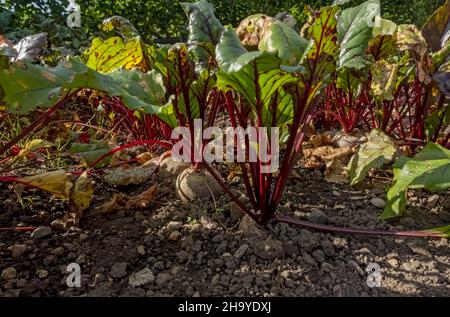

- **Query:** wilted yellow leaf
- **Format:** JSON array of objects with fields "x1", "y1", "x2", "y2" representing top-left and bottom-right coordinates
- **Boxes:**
[
  {"x1": 70, "y1": 171, "x2": 94, "y2": 213},
  {"x1": 126, "y1": 184, "x2": 158, "y2": 209},
  {"x1": 15, "y1": 170, "x2": 72, "y2": 199}
]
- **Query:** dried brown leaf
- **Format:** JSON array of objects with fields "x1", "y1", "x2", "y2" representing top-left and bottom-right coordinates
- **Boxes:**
[{"x1": 125, "y1": 184, "x2": 158, "y2": 209}]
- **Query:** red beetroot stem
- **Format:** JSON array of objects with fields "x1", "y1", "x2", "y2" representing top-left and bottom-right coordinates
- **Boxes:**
[
  {"x1": 275, "y1": 213, "x2": 443, "y2": 238},
  {"x1": 0, "y1": 226, "x2": 37, "y2": 232}
]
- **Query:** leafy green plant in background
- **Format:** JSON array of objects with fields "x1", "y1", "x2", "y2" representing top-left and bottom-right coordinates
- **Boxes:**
[
  {"x1": 1, "y1": 0, "x2": 445, "y2": 47},
  {"x1": 0, "y1": 0, "x2": 99, "y2": 55}
]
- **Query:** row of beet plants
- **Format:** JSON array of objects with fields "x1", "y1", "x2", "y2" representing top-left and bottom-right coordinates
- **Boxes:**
[{"x1": 0, "y1": 0, "x2": 449, "y2": 237}]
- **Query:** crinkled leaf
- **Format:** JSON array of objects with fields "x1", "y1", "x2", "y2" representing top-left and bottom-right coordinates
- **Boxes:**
[
  {"x1": 397, "y1": 24, "x2": 428, "y2": 58},
  {"x1": 15, "y1": 170, "x2": 72, "y2": 199},
  {"x1": 421, "y1": 0, "x2": 450, "y2": 52},
  {"x1": 156, "y1": 101, "x2": 178, "y2": 128},
  {"x1": 432, "y1": 41, "x2": 450, "y2": 69},
  {"x1": 367, "y1": 34, "x2": 397, "y2": 61},
  {"x1": 16, "y1": 139, "x2": 53, "y2": 159},
  {"x1": 348, "y1": 129, "x2": 396, "y2": 185},
  {"x1": 101, "y1": 16, "x2": 140, "y2": 40},
  {"x1": 373, "y1": 17, "x2": 397, "y2": 37},
  {"x1": 82, "y1": 37, "x2": 148, "y2": 72},
  {"x1": 259, "y1": 20, "x2": 309, "y2": 66},
  {"x1": 70, "y1": 142, "x2": 111, "y2": 167},
  {"x1": 236, "y1": 14, "x2": 276, "y2": 48},
  {"x1": 371, "y1": 60, "x2": 398, "y2": 101},
  {"x1": 337, "y1": 0, "x2": 380, "y2": 70},
  {"x1": 382, "y1": 143, "x2": 450, "y2": 219}
]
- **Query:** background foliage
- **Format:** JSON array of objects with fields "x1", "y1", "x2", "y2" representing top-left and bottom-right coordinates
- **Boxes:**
[{"x1": 0, "y1": 0, "x2": 445, "y2": 51}]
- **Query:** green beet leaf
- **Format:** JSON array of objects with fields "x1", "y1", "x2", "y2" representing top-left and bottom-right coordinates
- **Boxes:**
[
  {"x1": 382, "y1": 143, "x2": 450, "y2": 219},
  {"x1": 337, "y1": 0, "x2": 380, "y2": 70},
  {"x1": 348, "y1": 129, "x2": 396, "y2": 186},
  {"x1": 258, "y1": 20, "x2": 309, "y2": 66}
]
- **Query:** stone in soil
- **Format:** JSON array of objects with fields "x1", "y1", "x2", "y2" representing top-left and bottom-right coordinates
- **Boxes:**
[
  {"x1": 370, "y1": 197, "x2": 385, "y2": 209},
  {"x1": 166, "y1": 221, "x2": 183, "y2": 231},
  {"x1": 137, "y1": 245, "x2": 146, "y2": 256},
  {"x1": 408, "y1": 243, "x2": 431, "y2": 257},
  {"x1": 238, "y1": 215, "x2": 266, "y2": 237},
  {"x1": 233, "y1": 244, "x2": 249, "y2": 260},
  {"x1": 175, "y1": 167, "x2": 223, "y2": 202},
  {"x1": 348, "y1": 260, "x2": 365, "y2": 276},
  {"x1": 321, "y1": 240, "x2": 335, "y2": 257},
  {"x1": 257, "y1": 237, "x2": 284, "y2": 260},
  {"x1": 427, "y1": 194, "x2": 439, "y2": 207},
  {"x1": 308, "y1": 209, "x2": 329, "y2": 224},
  {"x1": 11, "y1": 244, "x2": 28, "y2": 258},
  {"x1": 160, "y1": 157, "x2": 189, "y2": 177},
  {"x1": 128, "y1": 267, "x2": 155, "y2": 287},
  {"x1": 224, "y1": 202, "x2": 245, "y2": 221},
  {"x1": 51, "y1": 247, "x2": 65, "y2": 256},
  {"x1": 110, "y1": 262, "x2": 128, "y2": 278},
  {"x1": 302, "y1": 253, "x2": 316, "y2": 266},
  {"x1": 155, "y1": 272, "x2": 170, "y2": 287},
  {"x1": 399, "y1": 217, "x2": 415, "y2": 227},
  {"x1": 169, "y1": 230, "x2": 182, "y2": 241},
  {"x1": 1, "y1": 267, "x2": 17, "y2": 280},
  {"x1": 38, "y1": 270, "x2": 49, "y2": 279},
  {"x1": 200, "y1": 215, "x2": 218, "y2": 230}
]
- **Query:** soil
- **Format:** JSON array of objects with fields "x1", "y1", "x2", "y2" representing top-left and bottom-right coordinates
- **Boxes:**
[{"x1": 0, "y1": 164, "x2": 449, "y2": 297}]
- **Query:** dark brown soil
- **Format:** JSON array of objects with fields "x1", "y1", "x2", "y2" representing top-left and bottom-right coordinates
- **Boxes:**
[{"x1": 0, "y1": 166, "x2": 449, "y2": 297}]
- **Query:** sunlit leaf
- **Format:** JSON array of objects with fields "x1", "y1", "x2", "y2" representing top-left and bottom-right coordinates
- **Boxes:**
[
  {"x1": 371, "y1": 60, "x2": 398, "y2": 101},
  {"x1": 382, "y1": 143, "x2": 450, "y2": 219},
  {"x1": 337, "y1": 0, "x2": 380, "y2": 70},
  {"x1": 348, "y1": 129, "x2": 396, "y2": 185},
  {"x1": 259, "y1": 20, "x2": 309, "y2": 66},
  {"x1": 82, "y1": 37, "x2": 148, "y2": 72}
]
